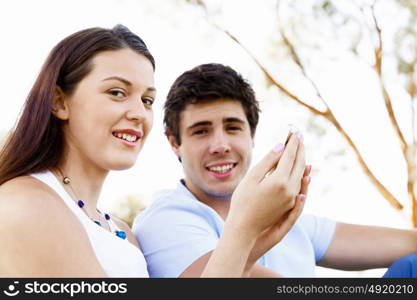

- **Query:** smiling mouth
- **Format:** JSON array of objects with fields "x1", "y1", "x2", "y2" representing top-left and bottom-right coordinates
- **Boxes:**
[
  {"x1": 206, "y1": 163, "x2": 237, "y2": 174},
  {"x1": 112, "y1": 132, "x2": 139, "y2": 143}
]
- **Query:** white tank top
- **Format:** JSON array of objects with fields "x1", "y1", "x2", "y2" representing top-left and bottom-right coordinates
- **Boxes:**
[{"x1": 30, "y1": 170, "x2": 149, "y2": 277}]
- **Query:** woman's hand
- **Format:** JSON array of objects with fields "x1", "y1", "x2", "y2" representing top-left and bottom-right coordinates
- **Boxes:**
[
  {"x1": 227, "y1": 132, "x2": 306, "y2": 241},
  {"x1": 202, "y1": 133, "x2": 307, "y2": 277},
  {"x1": 245, "y1": 165, "x2": 311, "y2": 274}
]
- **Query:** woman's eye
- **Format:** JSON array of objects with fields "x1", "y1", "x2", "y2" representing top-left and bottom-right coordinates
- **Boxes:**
[
  {"x1": 142, "y1": 98, "x2": 154, "y2": 106},
  {"x1": 108, "y1": 89, "x2": 125, "y2": 98}
]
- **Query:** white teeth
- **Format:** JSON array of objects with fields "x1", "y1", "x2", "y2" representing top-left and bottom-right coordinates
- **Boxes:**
[
  {"x1": 208, "y1": 164, "x2": 234, "y2": 173},
  {"x1": 113, "y1": 132, "x2": 138, "y2": 142}
]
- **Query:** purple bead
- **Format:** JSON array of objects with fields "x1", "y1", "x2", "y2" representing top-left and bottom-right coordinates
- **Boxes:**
[
  {"x1": 77, "y1": 200, "x2": 85, "y2": 208},
  {"x1": 105, "y1": 213, "x2": 110, "y2": 220}
]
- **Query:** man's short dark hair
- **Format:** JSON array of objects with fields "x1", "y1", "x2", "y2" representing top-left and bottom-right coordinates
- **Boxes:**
[{"x1": 163, "y1": 63, "x2": 260, "y2": 145}]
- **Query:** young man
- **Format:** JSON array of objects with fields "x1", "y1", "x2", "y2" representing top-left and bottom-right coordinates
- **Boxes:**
[{"x1": 133, "y1": 63, "x2": 417, "y2": 277}]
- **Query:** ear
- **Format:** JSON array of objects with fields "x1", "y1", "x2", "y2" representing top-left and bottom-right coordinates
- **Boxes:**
[
  {"x1": 52, "y1": 86, "x2": 69, "y2": 120},
  {"x1": 167, "y1": 134, "x2": 181, "y2": 158}
]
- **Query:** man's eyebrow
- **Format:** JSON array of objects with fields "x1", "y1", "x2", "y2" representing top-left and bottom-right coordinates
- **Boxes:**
[
  {"x1": 224, "y1": 117, "x2": 245, "y2": 124},
  {"x1": 187, "y1": 118, "x2": 245, "y2": 130},
  {"x1": 187, "y1": 121, "x2": 212, "y2": 131},
  {"x1": 102, "y1": 76, "x2": 156, "y2": 93}
]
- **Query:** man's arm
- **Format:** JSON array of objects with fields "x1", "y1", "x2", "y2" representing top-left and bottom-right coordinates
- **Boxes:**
[
  {"x1": 181, "y1": 190, "x2": 308, "y2": 278},
  {"x1": 318, "y1": 222, "x2": 417, "y2": 270},
  {"x1": 180, "y1": 251, "x2": 282, "y2": 277}
]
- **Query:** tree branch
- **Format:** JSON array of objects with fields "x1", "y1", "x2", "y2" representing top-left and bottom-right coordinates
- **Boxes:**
[
  {"x1": 278, "y1": 28, "x2": 402, "y2": 208},
  {"x1": 279, "y1": 29, "x2": 331, "y2": 112},
  {"x1": 223, "y1": 29, "x2": 325, "y2": 117},
  {"x1": 370, "y1": 3, "x2": 408, "y2": 156},
  {"x1": 407, "y1": 67, "x2": 417, "y2": 146},
  {"x1": 326, "y1": 111, "x2": 403, "y2": 210},
  {"x1": 191, "y1": 0, "x2": 404, "y2": 211}
]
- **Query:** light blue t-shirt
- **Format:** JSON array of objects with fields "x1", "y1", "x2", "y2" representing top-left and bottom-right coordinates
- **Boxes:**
[{"x1": 133, "y1": 181, "x2": 336, "y2": 277}]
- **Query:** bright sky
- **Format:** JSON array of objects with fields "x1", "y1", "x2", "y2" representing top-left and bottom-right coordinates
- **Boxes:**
[{"x1": 0, "y1": 0, "x2": 414, "y2": 277}]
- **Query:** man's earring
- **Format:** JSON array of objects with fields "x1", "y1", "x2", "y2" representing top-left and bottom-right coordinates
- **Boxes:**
[{"x1": 178, "y1": 156, "x2": 182, "y2": 163}]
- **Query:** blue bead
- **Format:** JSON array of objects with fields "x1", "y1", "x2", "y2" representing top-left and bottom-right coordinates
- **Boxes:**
[
  {"x1": 105, "y1": 213, "x2": 110, "y2": 220},
  {"x1": 77, "y1": 200, "x2": 85, "y2": 208},
  {"x1": 94, "y1": 220, "x2": 101, "y2": 226},
  {"x1": 116, "y1": 231, "x2": 127, "y2": 239}
]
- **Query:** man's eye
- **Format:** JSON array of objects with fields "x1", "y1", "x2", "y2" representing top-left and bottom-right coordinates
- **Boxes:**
[
  {"x1": 142, "y1": 98, "x2": 155, "y2": 106},
  {"x1": 193, "y1": 129, "x2": 207, "y2": 135},
  {"x1": 228, "y1": 126, "x2": 241, "y2": 131}
]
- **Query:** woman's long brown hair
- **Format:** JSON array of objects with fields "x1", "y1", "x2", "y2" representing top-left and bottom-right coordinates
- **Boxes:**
[{"x1": 0, "y1": 25, "x2": 155, "y2": 185}]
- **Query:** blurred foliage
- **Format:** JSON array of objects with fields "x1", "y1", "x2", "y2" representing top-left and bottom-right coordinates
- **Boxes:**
[
  {"x1": 109, "y1": 194, "x2": 148, "y2": 227},
  {"x1": 278, "y1": 0, "x2": 417, "y2": 99},
  {"x1": 183, "y1": 0, "x2": 417, "y2": 224}
]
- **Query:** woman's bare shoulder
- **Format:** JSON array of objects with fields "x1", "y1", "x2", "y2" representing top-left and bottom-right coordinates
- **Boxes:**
[
  {"x1": 0, "y1": 176, "x2": 107, "y2": 277},
  {"x1": 0, "y1": 175, "x2": 63, "y2": 219},
  {"x1": 0, "y1": 175, "x2": 57, "y2": 197}
]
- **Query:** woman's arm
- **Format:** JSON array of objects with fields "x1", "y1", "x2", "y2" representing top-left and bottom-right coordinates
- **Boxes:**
[{"x1": 0, "y1": 176, "x2": 107, "y2": 277}]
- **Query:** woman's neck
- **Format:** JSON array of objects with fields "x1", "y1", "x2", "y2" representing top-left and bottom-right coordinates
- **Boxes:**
[{"x1": 53, "y1": 152, "x2": 109, "y2": 217}]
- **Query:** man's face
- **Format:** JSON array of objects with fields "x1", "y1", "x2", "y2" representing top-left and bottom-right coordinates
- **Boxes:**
[{"x1": 169, "y1": 98, "x2": 254, "y2": 199}]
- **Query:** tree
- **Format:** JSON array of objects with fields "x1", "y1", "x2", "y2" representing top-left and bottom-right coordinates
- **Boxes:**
[
  {"x1": 187, "y1": 0, "x2": 417, "y2": 226},
  {"x1": 109, "y1": 194, "x2": 148, "y2": 227}
]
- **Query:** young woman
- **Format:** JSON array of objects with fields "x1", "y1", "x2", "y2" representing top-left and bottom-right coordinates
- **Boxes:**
[{"x1": 0, "y1": 25, "x2": 308, "y2": 277}]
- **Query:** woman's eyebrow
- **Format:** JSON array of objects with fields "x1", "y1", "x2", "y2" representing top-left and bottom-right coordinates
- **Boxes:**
[
  {"x1": 102, "y1": 76, "x2": 132, "y2": 86},
  {"x1": 102, "y1": 77, "x2": 156, "y2": 93}
]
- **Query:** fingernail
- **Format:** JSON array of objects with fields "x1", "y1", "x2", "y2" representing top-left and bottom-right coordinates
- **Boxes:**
[
  {"x1": 287, "y1": 124, "x2": 297, "y2": 133},
  {"x1": 273, "y1": 142, "x2": 284, "y2": 153},
  {"x1": 299, "y1": 194, "x2": 306, "y2": 202},
  {"x1": 296, "y1": 132, "x2": 303, "y2": 142},
  {"x1": 307, "y1": 176, "x2": 311, "y2": 184}
]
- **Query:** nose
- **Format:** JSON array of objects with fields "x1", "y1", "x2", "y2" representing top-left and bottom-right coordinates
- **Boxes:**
[
  {"x1": 125, "y1": 98, "x2": 147, "y2": 124},
  {"x1": 209, "y1": 129, "x2": 231, "y2": 155}
]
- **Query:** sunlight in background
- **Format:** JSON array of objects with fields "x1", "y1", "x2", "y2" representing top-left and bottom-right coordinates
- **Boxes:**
[{"x1": 0, "y1": 0, "x2": 414, "y2": 277}]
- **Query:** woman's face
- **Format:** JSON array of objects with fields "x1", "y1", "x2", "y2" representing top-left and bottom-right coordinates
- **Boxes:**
[{"x1": 58, "y1": 48, "x2": 155, "y2": 171}]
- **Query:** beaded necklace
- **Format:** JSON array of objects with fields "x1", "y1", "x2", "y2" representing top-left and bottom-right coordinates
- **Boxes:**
[{"x1": 56, "y1": 168, "x2": 127, "y2": 240}]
